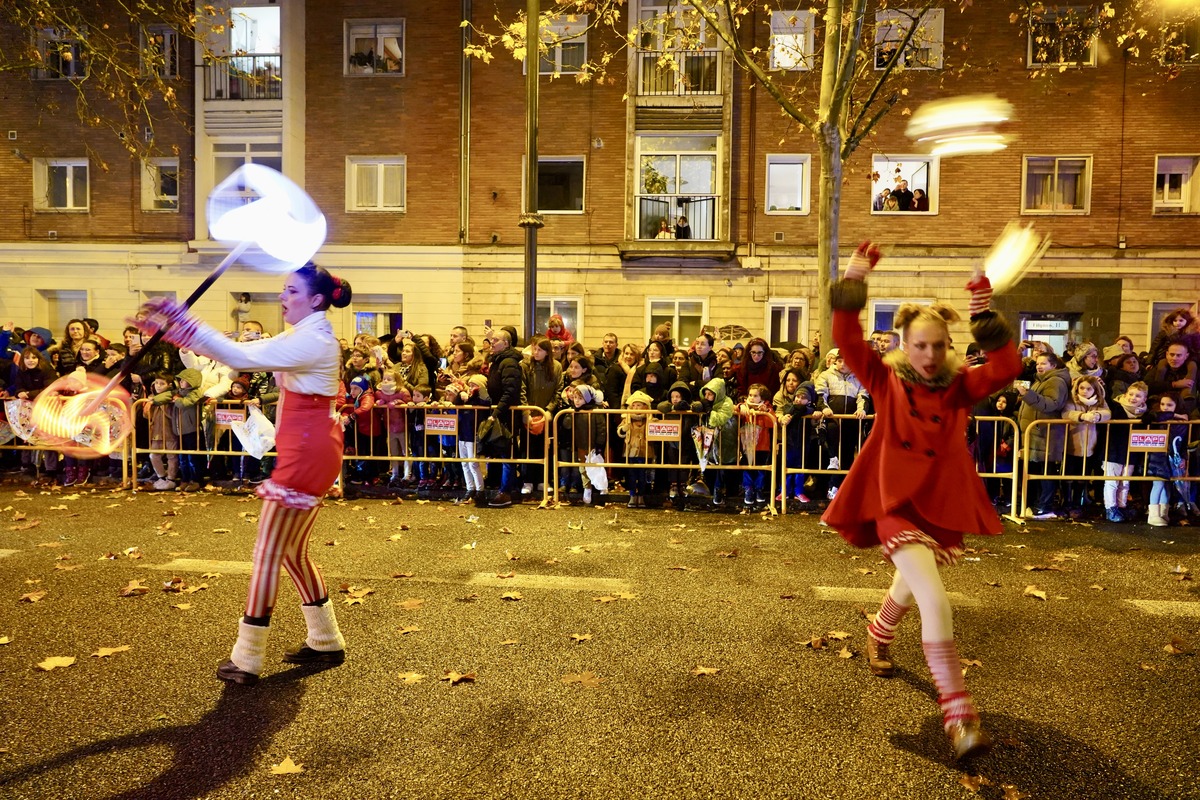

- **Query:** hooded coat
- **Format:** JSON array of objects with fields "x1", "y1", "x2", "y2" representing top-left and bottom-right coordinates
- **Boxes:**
[
  {"x1": 700, "y1": 377, "x2": 737, "y2": 464},
  {"x1": 1016, "y1": 365, "x2": 1070, "y2": 462},
  {"x1": 153, "y1": 367, "x2": 205, "y2": 436}
]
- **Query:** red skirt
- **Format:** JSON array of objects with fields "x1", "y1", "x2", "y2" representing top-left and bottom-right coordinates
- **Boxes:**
[{"x1": 256, "y1": 390, "x2": 342, "y2": 509}]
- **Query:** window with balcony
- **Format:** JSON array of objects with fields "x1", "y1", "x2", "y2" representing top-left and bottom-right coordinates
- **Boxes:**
[
  {"x1": 637, "y1": 134, "x2": 718, "y2": 240},
  {"x1": 770, "y1": 9, "x2": 815, "y2": 71},
  {"x1": 33, "y1": 158, "x2": 89, "y2": 211},
  {"x1": 346, "y1": 20, "x2": 404, "y2": 75},
  {"x1": 1022, "y1": 155, "x2": 1091, "y2": 214},
  {"x1": 537, "y1": 16, "x2": 587, "y2": 76},
  {"x1": 141, "y1": 25, "x2": 179, "y2": 78},
  {"x1": 648, "y1": 298, "x2": 706, "y2": 347},
  {"x1": 874, "y1": 8, "x2": 944, "y2": 69},
  {"x1": 34, "y1": 28, "x2": 87, "y2": 79},
  {"x1": 1154, "y1": 156, "x2": 1200, "y2": 214},
  {"x1": 1027, "y1": 7, "x2": 1098, "y2": 68},
  {"x1": 535, "y1": 157, "x2": 585, "y2": 213},
  {"x1": 636, "y1": 1, "x2": 719, "y2": 95},
  {"x1": 766, "y1": 155, "x2": 810, "y2": 215},
  {"x1": 141, "y1": 158, "x2": 179, "y2": 212},
  {"x1": 347, "y1": 157, "x2": 407, "y2": 212},
  {"x1": 536, "y1": 298, "x2": 583, "y2": 341},
  {"x1": 871, "y1": 154, "x2": 938, "y2": 214}
]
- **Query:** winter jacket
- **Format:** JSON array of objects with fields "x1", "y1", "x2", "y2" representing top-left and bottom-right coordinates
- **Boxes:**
[
  {"x1": 617, "y1": 411, "x2": 653, "y2": 460},
  {"x1": 487, "y1": 346, "x2": 525, "y2": 420},
  {"x1": 1147, "y1": 359, "x2": 1198, "y2": 415},
  {"x1": 735, "y1": 401, "x2": 776, "y2": 456},
  {"x1": 374, "y1": 386, "x2": 411, "y2": 434},
  {"x1": 1063, "y1": 397, "x2": 1112, "y2": 457},
  {"x1": 570, "y1": 399, "x2": 607, "y2": 455},
  {"x1": 337, "y1": 383, "x2": 380, "y2": 438},
  {"x1": 700, "y1": 377, "x2": 737, "y2": 464},
  {"x1": 153, "y1": 367, "x2": 204, "y2": 437},
  {"x1": 814, "y1": 367, "x2": 869, "y2": 415},
  {"x1": 522, "y1": 358, "x2": 563, "y2": 424},
  {"x1": 1017, "y1": 366, "x2": 1070, "y2": 462}
]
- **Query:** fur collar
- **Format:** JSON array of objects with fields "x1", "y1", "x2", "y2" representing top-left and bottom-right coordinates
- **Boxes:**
[{"x1": 883, "y1": 348, "x2": 963, "y2": 389}]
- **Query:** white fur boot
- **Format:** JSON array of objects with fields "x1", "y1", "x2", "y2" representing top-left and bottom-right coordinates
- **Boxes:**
[
  {"x1": 1148, "y1": 503, "x2": 1167, "y2": 527},
  {"x1": 282, "y1": 602, "x2": 346, "y2": 665},
  {"x1": 217, "y1": 620, "x2": 270, "y2": 685}
]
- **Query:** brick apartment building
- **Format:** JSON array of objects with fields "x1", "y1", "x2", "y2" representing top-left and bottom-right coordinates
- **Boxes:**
[{"x1": 0, "y1": 1, "x2": 1197, "y2": 355}]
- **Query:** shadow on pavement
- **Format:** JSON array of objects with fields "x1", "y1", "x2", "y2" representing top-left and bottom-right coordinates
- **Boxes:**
[{"x1": 0, "y1": 667, "x2": 314, "y2": 800}]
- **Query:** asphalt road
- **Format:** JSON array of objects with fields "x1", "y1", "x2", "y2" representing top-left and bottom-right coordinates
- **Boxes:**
[{"x1": 0, "y1": 483, "x2": 1196, "y2": 800}]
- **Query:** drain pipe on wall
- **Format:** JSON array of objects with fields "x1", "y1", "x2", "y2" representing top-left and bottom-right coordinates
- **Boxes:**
[{"x1": 460, "y1": 0, "x2": 472, "y2": 245}]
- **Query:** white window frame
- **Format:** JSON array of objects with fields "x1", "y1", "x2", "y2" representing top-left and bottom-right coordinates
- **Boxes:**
[
  {"x1": 1027, "y1": 7, "x2": 1098, "y2": 69},
  {"x1": 346, "y1": 156, "x2": 407, "y2": 213},
  {"x1": 141, "y1": 158, "x2": 180, "y2": 212},
  {"x1": 646, "y1": 297, "x2": 708, "y2": 347},
  {"x1": 765, "y1": 154, "x2": 810, "y2": 215},
  {"x1": 636, "y1": 133, "x2": 721, "y2": 240},
  {"x1": 1153, "y1": 155, "x2": 1200, "y2": 215},
  {"x1": 765, "y1": 299, "x2": 810, "y2": 348},
  {"x1": 33, "y1": 158, "x2": 89, "y2": 212},
  {"x1": 870, "y1": 299, "x2": 934, "y2": 335},
  {"x1": 536, "y1": 297, "x2": 584, "y2": 343},
  {"x1": 140, "y1": 24, "x2": 179, "y2": 78},
  {"x1": 770, "y1": 9, "x2": 815, "y2": 71},
  {"x1": 874, "y1": 8, "x2": 945, "y2": 70},
  {"x1": 527, "y1": 156, "x2": 586, "y2": 215},
  {"x1": 1021, "y1": 155, "x2": 1092, "y2": 215},
  {"x1": 34, "y1": 28, "x2": 86, "y2": 79},
  {"x1": 534, "y1": 15, "x2": 588, "y2": 76},
  {"x1": 870, "y1": 154, "x2": 939, "y2": 215},
  {"x1": 345, "y1": 19, "x2": 405, "y2": 76}
]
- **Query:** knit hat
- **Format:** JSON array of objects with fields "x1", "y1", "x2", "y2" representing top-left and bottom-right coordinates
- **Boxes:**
[
  {"x1": 573, "y1": 384, "x2": 595, "y2": 404},
  {"x1": 350, "y1": 375, "x2": 372, "y2": 394},
  {"x1": 1102, "y1": 344, "x2": 1126, "y2": 363},
  {"x1": 466, "y1": 373, "x2": 489, "y2": 399},
  {"x1": 797, "y1": 381, "x2": 818, "y2": 404},
  {"x1": 627, "y1": 390, "x2": 654, "y2": 408},
  {"x1": 230, "y1": 375, "x2": 251, "y2": 394}
]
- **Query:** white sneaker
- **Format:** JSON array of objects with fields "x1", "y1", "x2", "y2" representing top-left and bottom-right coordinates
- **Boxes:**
[
  {"x1": 153, "y1": 478, "x2": 177, "y2": 491},
  {"x1": 827, "y1": 457, "x2": 840, "y2": 470},
  {"x1": 521, "y1": 482, "x2": 534, "y2": 496},
  {"x1": 827, "y1": 485, "x2": 839, "y2": 500},
  {"x1": 583, "y1": 488, "x2": 593, "y2": 505}
]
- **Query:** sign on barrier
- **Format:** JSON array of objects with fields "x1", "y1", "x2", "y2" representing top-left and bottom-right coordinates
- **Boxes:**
[
  {"x1": 647, "y1": 420, "x2": 681, "y2": 442},
  {"x1": 425, "y1": 414, "x2": 459, "y2": 435},
  {"x1": 1129, "y1": 431, "x2": 1168, "y2": 453},
  {"x1": 214, "y1": 408, "x2": 247, "y2": 426}
]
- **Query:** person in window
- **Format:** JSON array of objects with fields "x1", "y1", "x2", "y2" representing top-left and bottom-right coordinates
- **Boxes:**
[
  {"x1": 873, "y1": 188, "x2": 891, "y2": 211},
  {"x1": 655, "y1": 218, "x2": 673, "y2": 239},
  {"x1": 892, "y1": 179, "x2": 914, "y2": 211},
  {"x1": 674, "y1": 215, "x2": 691, "y2": 239},
  {"x1": 912, "y1": 188, "x2": 930, "y2": 212},
  {"x1": 882, "y1": 194, "x2": 900, "y2": 212}
]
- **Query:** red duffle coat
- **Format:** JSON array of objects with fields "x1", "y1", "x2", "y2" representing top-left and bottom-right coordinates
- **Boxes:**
[{"x1": 822, "y1": 307, "x2": 1022, "y2": 553}]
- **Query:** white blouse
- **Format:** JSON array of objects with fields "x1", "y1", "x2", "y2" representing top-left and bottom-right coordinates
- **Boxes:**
[{"x1": 187, "y1": 311, "x2": 341, "y2": 397}]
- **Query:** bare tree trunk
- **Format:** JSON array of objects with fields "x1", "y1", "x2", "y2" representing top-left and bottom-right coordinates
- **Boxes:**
[{"x1": 816, "y1": 124, "x2": 841, "y2": 355}]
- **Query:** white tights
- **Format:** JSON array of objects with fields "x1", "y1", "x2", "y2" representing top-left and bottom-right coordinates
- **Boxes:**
[{"x1": 888, "y1": 544, "x2": 954, "y2": 642}]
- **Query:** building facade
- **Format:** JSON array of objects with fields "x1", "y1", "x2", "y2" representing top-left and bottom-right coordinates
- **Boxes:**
[{"x1": 0, "y1": 0, "x2": 1197, "y2": 354}]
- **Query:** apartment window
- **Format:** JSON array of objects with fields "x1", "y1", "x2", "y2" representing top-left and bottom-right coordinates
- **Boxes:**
[
  {"x1": 536, "y1": 298, "x2": 582, "y2": 342},
  {"x1": 870, "y1": 299, "x2": 932, "y2": 333},
  {"x1": 352, "y1": 294, "x2": 404, "y2": 338},
  {"x1": 871, "y1": 154, "x2": 937, "y2": 214},
  {"x1": 346, "y1": 20, "x2": 404, "y2": 75},
  {"x1": 538, "y1": 16, "x2": 587, "y2": 75},
  {"x1": 770, "y1": 10, "x2": 815, "y2": 71},
  {"x1": 648, "y1": 298, "x2": 706, "y2": 347},
  {"x1": 35, "y1": 28, "x2": 87, "y2": 79},
  {"x1": 33, "y1": 158, "x2": 88, "y2": 211},
  {"x1": 538, "y1": 157, "x2": 585, "y2": 213},
  {"x1": 1162, "y1": 17, "x2": 1200, "y2": 67},
  {"x1": 141, "y1": 25, "x2": 179, "y2": 78},
  {"x1": 213, "y1": 140, "x2": 283, "y2": 186},
  {"x1": 1022, "y1": 156, "x2": 1091, "y2": 214},
  {"x1": 636, "y1": 1, "x2": 719, "y2": 95},
  {"x1": 766, "y1": 155, "x2": 810, "y2": 215},
  {"x1": 637, "y1": 134, "x2": 719, "y2": 239},
  {"x1": 347, "y1": 157, "x2": 407, "y2": 212},
  {"x1": 766, "y1": 300, "x2": 809, "y2": 348},
  {"x1": 875, "y1": 9, "x2": 944, "y2": 69},
  {"x1": 1154, "y1": 156, "x2": 1200, "y2": 214},
  {"x1": 141, "y1": 158, "x2": 179, "y2": 212},
  {"x1": 1027, "y1": 7, "x2": 1098, "y2": 68}
]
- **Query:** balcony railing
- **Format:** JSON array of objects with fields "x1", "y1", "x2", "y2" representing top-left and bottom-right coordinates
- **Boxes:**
[
  {"x1": 638, "y1": 50, "x2": 719, "y2": 96},
  {"x1": 637, "y1": 194, "x2": 717, "y2": 240},
  {"x1": 203, "y1": 53, "x2": 282, "y2": 101}
]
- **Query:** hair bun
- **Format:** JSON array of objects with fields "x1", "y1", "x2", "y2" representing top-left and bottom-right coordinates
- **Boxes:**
[{"x1": 330, "y1": 275, "x2": 353, "y2": 308}]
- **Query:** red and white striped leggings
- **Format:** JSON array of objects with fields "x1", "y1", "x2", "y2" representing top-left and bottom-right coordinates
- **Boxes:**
[{"x1": 245, "y1": 500, "x2": 326, "y2": 618}]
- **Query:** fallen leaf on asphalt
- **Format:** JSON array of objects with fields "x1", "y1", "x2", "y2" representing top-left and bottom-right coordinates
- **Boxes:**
[
  {"x1": 20, "y1": 590, "x2": 47, "y2": 603},
  {"x1": 716, "y1": 550, "x2": 738, "y2": 559},
  {"x1": 11, "y1": 521, "x2": 41, "y2": 530},
  {"x1": 496, "y1": 571, "x2": 515, "y2": 579},
  {"x1": 171, "y1": 603, "x2": 192, "y2": 611},
  {"x1": 562, "y1": 671, "x2": 603, "y2": 687},
  {"x1": 464, "y1": 516, "x2": 480, "y2": 526},
  {"x1": 827, "y1": 631, "x2": 851, "y2": 641},
  {"x1": 396, "y1": 598, "x2": 425, "y2": 610},
  {"x1": 961, "y1": 658, "x2": 983, "y2": 668},
  {"x1": 0, "y1": 635, "x2": 11, "y2": 645},
  {"x1": 11, "y1": 511, "x2": 25, "y2": 520},
  {"x1": 807, "y1": 636, "x2": 828, "y2": 650},
  {"x1": 1090, "y1": 584, "x2": 1105, "y2": 591},
  {"x1": 570, "y1": 633, "x2": 593, "y2": 644},
  {"x1": 124, "y1": 547, "x2": 143, "y2": 560},
  {"x1": 1022, "y1": 585, "x2": 1047, "y2": 601},
  {"x1": 398, "y1": 625, "x2": 421, "y2": 635},
  {"x1": 324, "y1": 539, "x2": 339, "y2": 547},
  {"x1": 351, "y1": 505, "x2": 364, "y2": 511},
  {"x1": 461, "y1": 540, "x2": 477, "y2": 549},
  {"x1": 391, "y1": 572, "x2": 415, "y2": 579},
  {"x1": 838, "y1": 646, "x2": 855, "y2": 659},
  {"x1": 985, "y1": 580, "x2": 1001, "y2": 587},
  {"x1": 212, "y1": 528, "x2": 231, "y2": 534},
  {"x1": 1140, "y1": 662, "x2": 1157, "y2": 671},
  {"x1": 856, "y1": 568, "x2": 876, "y2": 575},
  {"x1": 959, "y1": 774, "x2": 994, "y2": 792},
  {"x1": 500, "y1": 591, "x2": 523, "y2": 601},
  {"x1": 691, "y1": 665, "x2": 721, "y2": 677},
  {"x1": 499, "y1": 639, "x2": 520, "y2": 646},
  {"x1": 567, "y1": 520, "x2": 584, "y2": 531},
  {"x1": 457, "y1": 593, "x2": 480, "y2": 603},
  {"x1": 399, "y1": 672, "x2": 426, "y2": 684},
  {"x1": 1049, "y1": 552, "x2": 1080, "y2": 562},
  {"x1": 35, "y1": 541, "x2": 60, "y2": 548},
  {"x1": 594, "y1": 595, "x2": 620, "y2": 604},
  {"x1": 48, "y1": 504, "x2": 68, "y2": 511},
  {"x1": 499, "y1": 526, "x2": 514, "y2": 534},
  {"x1": 91, "y1": 645, "x2": 131, "y2": 658},
  {"x1": 544, "y1": 558, "x2": 560, "y2": 565},
  {"x1": 1164, "y1": 637, "x2": 1193, "y2": 656},
  {"x1": 1023, "y1": 564, "x2": 1066, "y2": 572},
  {"x1": 667, "y1": 565, "x2": 698, "y2": 572},
  {"x1": 415, "y1": 499, "x2": 430, "y2": 505},
  {"x1": 439, "y1": 670, "x2": 476, "y2": 685},
  {"x1": 669, "y1": 537, "x2": 684, "y2": 544},
  {"x1": 1002, "y1": 786, "x2": 1029, "y2": 800},
  {"x1": 387, "y1": 533, "x2": 404, "y2": 542},
  {"x1": 1170, "y1": 564, "x2": 1191, "y2": 577},
  {"x1": 536, "y1": 498, "x2": 556, "y2": 509},
  {"x1": 24, "y1": 579, "x2": 40, "y2": 585},
  {"x1": 270, "y1": 757, "x2": 304, "y2": 775},
  {"x1": 566, "y1": 545, "x2": 589, "y2": 554},
  {"x1": 201, "y1": 572, "x2": 221, "y2": 579},
  {"x1": 36, "y1": 655, "x2": 77, "y2": 671}
]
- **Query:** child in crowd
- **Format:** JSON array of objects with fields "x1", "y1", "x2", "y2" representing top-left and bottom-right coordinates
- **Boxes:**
[
  {"x1": 451, "y1": 374, "x2": 490, "y2": 505},
  {"x1": 571, "y1": 384, "x2": 608, "y2": 506},
  {"x1": 1144, "y1": 393, "x2": 1190, "y2": 527},
  {"x1": 657, "y1": 380, "x2": 702, "y2": 510},
  {"x1": 338, "y1": 374, "x2": 379, "y2": 484},
  {"x1": 12, "y1": 346, "x2": 59, "y2": 480},
  {"x1": 374, "y1": 372, "x2": 411, "y2": 487},
  {"x1": 216, "y1": 375, "x2": 252, "y2": 486},
  {"x1": 145, "y1": 372, "x2": 180, "y2": 491},
  {"x1": 1103, "y1": 381, "x2": 1148, "y2": 523},
  {"x1": 407, "y1": 384, "x2": 432, "y2": 489},
  {"x1": 735, "y1": 383, "x2": 776, "y2": 511},
  {"x1": 700, "y1": 377, "x2": 737, "y2": 508},
  {"x1": 773, "y1": 369, "x2": 816, "y2": 505},
  {"x1": 617, "y1": 390, "x2": 654, "y2": 508},
  {"x1": 1062, "y1": 375, "x2": 1110, "y2": 518},
  {"x1": 972, "y1": 390, "x2": 1017, "y2": 509},
  {"x1": 155, "y1": 368, "x2": 204, "y2": 492}
]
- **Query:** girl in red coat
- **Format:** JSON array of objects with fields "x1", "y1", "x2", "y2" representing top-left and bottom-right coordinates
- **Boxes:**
[{"x1": 822, "y1": 243, "x2": 1021, "y2": 761}]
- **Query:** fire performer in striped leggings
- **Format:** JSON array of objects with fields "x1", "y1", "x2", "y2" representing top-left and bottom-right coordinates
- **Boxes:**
[
  {"x1": 134, "y1": 264, "x2": 353, "y2": 686},
  {"x1": 821, "y1": 243, "x2": 1021, "y2": 760}
]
